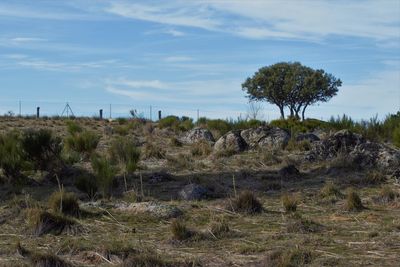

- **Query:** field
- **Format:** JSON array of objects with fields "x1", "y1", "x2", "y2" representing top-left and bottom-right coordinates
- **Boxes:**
[{"x1": 0, "y1": 116, "x2": 399, "y2": 267}]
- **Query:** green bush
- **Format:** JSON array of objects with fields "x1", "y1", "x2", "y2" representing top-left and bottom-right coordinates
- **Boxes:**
[
  {"x1": 158, "y1": 116, "x2": 194, "y2": 131},
  {"x1": 21, "y1": 129, "x2": 62, "y2": 171},
  {"x1": 0, "y1": 132, "x2": 25, "y2": 180},
  {"x1": 91, "y1": 154, "x2": 117, "y2": 197},
  {"x1": 206, "y1": 119, "x2": 232, "y2": 135},
  {"x1": 345, "y1": 189, "x2": 364, "y2": 211},
  {"x1": 65, "y1": 130, "x2": 100, "y2": 155},
  {"x1": 65, "y1": 120, "x2": 82, "y2": 135},
  {"x1": 109, "y1": 137, "x2": 141, "y2": 174}
]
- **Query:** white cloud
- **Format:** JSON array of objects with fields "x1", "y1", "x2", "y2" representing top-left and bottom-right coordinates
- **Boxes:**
[
  {"x1": 164, "y1": 29, "x2": 185, "y2": 37},
  {"x1": 10, "y1": 37, "x2": 47, "y2": 43},
  {"x1": 108, "y1": 78, "x2": 168, "y2": 89},
  {"x1": 103, "y1": 0, "x2": 400, "y2": 43}
]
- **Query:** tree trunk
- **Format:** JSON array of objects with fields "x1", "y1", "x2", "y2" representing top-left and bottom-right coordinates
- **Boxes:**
[
  {"x1": 279, "y1": 106, "x2": 285, "y2": 119},
  {"x1": 290, "y1": 107, "x2": 294, "y2": 118},
  {"x1": 302, "y1": 104, "x2": 309, "y2": 121}
]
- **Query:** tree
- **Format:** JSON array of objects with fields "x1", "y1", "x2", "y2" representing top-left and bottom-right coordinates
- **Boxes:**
[{"x1": 242, "y1": 62, "x2": 341, "y2": 120}]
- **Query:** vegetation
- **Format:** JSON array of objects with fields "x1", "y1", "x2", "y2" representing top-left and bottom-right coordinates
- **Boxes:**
[
  {"x1": 0, "y1": 132, "x2": 25, "y2": 181},
  {"x1": 281, "y1": 194, "x2": 298, "y2": 212},
  {"x1": 170, "y1": 219, "x2": 192, "y2": 240},
  {"x1": 242, "y1": 62, "x2": 341, "y2": 119},
  {"x1": 65, "y1": 129, "x2": 100, "y2": 155},
  {"x1": 91, "y1": 154, "x2": 117, "y2": 197},
  {"x1": 231, "y1": 191, "x2": 263, "y2": 214},
  {"x1": 48, "y1": 191, "x2": 80, "y2": 217},
  {"x1": 345, "y1": 189, "x2": 364, "y2": 211}
]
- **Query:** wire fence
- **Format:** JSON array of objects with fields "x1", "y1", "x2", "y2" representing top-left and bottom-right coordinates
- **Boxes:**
[{"x1": 0, "y1": 100, "x2": 261, "y2": 121}]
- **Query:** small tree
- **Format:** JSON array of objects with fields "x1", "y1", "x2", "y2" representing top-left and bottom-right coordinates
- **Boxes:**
[{"x1": 242, "y1": 62, "x2": 341, "y2": 120}]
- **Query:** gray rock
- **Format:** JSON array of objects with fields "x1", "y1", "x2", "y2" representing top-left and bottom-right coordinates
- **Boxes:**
[
  {"x1": 391, "y1": 168, "x2": 400, "y2": 184},
  {"x1": 114, "y1": 201, "x2": 182, "y2": 219},
  {"x1": 349, "y1": 142, "x2": 400, "y2": 169},
  {"x1": 148, "y1": 171, "x2": 172, "y2": 184},
  {"x1": 240, "y1": 126, "x2": 290, "y2": 149},
  {"x1": 296, "y1": 133, "x2": 320, "y2": 142},
  {"x1": 214, "y1": 130, "x2": 248, "y2": 153},
  {"x1": 179, "y1": 183, "x2": 210, "y2": 200},
  {"x1": 180, "y1": 127, "x2": 215, "y2": 144}
]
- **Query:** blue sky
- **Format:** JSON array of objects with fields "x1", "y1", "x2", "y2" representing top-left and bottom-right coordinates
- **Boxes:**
[{"x1": 0, "y1": 0, "x2": 399, "y2": 120}]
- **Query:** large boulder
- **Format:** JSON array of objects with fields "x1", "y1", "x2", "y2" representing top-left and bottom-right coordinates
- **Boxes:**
[
  {"x1": 240, "y1": 126, "x2": 290, "y2": 150},
  {"x1": 178, "y1": 184, "x2": 210, "y2": 200},
  {"x1": 214, "y1": 130, "x2": 248, "y2": 153},
  {"x1": 180, "y1": 127, "x2": 215, "y2": 144}
]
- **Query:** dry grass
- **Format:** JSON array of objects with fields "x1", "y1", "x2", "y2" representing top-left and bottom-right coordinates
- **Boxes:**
[
  {"x1": 231, "y1": 191, "x2": 263, "y2": 214},
  {"x1": 344, "y1": 189, "x2": 364, "y2": 211},
  {"x1": 48, "y1": 191, "x2": 80, "y2": 217},
  {"x1": 281, "y1": 194, "x2": 298, "y2": 212}
]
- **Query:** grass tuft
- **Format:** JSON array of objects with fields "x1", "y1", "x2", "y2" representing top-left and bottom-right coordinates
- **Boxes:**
[
  {"x1": 231, "y1": 190, "x2": 263, "y2": 214},
  {"x1": 48, "y1": 191, "x2": 80, "y2": 217},
  {"x1": 281, "y1": 194, "x2": 298, "y2": 213},
  {"x1": 170, "y1": 219, "x2": 192, "y2": 241},
  {"x1": 344, "y1": 189, "x2": 364, "y2": 211}
]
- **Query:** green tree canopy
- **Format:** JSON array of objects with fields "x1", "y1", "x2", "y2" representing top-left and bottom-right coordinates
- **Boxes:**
[{"x1": 242, "y1": 62, "x2": 342, "y2": 120}]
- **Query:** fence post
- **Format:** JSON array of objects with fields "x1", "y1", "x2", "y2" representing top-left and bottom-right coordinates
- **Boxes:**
[
  {"x1": 150, "y1": 105, "x2": 152, "y2": 121},
  {"x1": 36, "y1": 107, "x2": 40, "y2": 118},
  {"x1": 158, "y1": 110, "x2": 162, "y2": 120},
  {"x1": 99, "y1": 109, "x2": 103, "y2": 120},
  {"x1": 109, "y1": 104, "x2": 112, "y2": 119}
]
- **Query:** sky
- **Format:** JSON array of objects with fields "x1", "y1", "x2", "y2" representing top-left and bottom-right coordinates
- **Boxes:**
[{"x1": 0, "y1": 0, "x2": 399, "y2": 120}]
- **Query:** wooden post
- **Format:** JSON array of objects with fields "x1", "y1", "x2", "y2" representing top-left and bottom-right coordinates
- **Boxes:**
[
  {"x1": 36, "y1": 107, "x2": 40, "y2": 118},
  {"x1": 99, "y1": 109, "x2": 103, "y2": 120},
  {"x1": 158, "y1": 110, "x2": 162, "y2": 120}
]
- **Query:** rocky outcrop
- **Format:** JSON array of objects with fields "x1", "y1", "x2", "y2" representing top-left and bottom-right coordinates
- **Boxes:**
[
  {"x1": 180, "y1": 127, "x2": 215, "y2": 144},
  {"x1": 114, "y1": 201, "x2": 182, "y2": 219},
  {"x1": 178, "y1": 184, "x2": 210, "y2": 200},
  {"x1": 240, "y1": 126, "x2": 290, "y2": 150},
  {"x1": 214, "y1": 130, "x2": 248, "y2": 153},
  {"x1": 310, "y1": 129, "x2": 365, "y2": 159},
  {"x1": 307, "y1": 129, "x2": 400, "y2": 169}
]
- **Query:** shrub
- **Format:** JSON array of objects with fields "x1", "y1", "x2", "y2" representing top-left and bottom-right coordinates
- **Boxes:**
[
  {"x1": 170, "y1": 219, "x2": 192, "y2": 240},
  {"x1": 65, "y1": 120, "x2": 82, "y2": 135},
  {"x1": 282, "y1": 194, "x2": 298, "y2": 212},
  {"x1": 109, "y1": 137, "x2": 141, "y2": 174},
  {"x1": 21, "y1": 129, "x2": 62, "y2": 171},
  {"x1": 393, "y1": 126, "x2": 400, "y2": 148},
  {"x1": 74, "y1": 173, "x2": 98, "y2": 199},
  {"x1": 65, "y1": 130, "x2": 100, "y2": 155},
  {"x1": 190, "y1": 140, "x2": 212, "y2": 157},
  {"x1": 116, "y1": 117, "x2": 127, "y2": 125},
  {"x1": 158, "y1": 116, "x2": 179, "y2": 129},
  {"x1": 345, "y1": 189, "x2": 364, "y2": 211},
  {"x1": 48, "y1": 191, "x2": 80, "y2": 217},
  {"x1": 91, "y1": 155, "x2": 117, "y2": 197},
  {"x1": 114, "y1": 125, "x2": 130, "y2": 136},
  {"x1": 206, "y1": 119, "x2": 232, "y2": 136},
  {"x1": 0, "y1": 132, "x2": 25, "y2": 180},
  {"x1": 232, "y1": 191, "x2": 263, "y2": 214}
]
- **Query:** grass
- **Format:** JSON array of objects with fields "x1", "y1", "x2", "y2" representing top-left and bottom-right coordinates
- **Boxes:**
[
  {"x1": 344, "y1": 189, "x2": 364, "y2": 211},
  {"x1": 25, "y1": 208, "x2": 76, "y2": 236},
  {"x1": 231, "y1": 190, "x2": 263, "y2": 214},
  {"x1": 170, "y1": 219, "x2": 192, "y2": 241},
  {"x1": 281, "y1": 194, "x2": 298, "y2": 212},
  {"x1": 48, "y1": 191, "x2": 80, "y2": 217},
  {"x1": 263, "y1": 248, "x2": 313, "y2": 267},
  {"x1": 190, "y1": 140, "x2": 212, "y2": 157},
  {"x1": 376, "y1": 186, "x2": 399, "y2": 203}
]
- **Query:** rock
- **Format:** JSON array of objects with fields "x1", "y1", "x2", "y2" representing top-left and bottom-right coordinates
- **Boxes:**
[
  {"x1": 179, "y1": 183, "x2": 210, "y2": 200},
  {"x1": 309, "y1": 129, "x2": 365, "y2": 159},
  {"x1": 349, "y1": 142, "x2": 400, "y2": 169},
  {"x1": 307, "y1": 129, "x2": 400, "y2": 169},
  {"x1": 240, "y1": 126, "x2": 290, "y2": 149},
  {"x1": 278, "y1": 165, "x2": 300, "y2": 176},
  {"x1": 296, "y1": 133, "x2": 320, "y2": 142},
  {"x1": 391, "y1": 168, "x2": 400, "y2": 184},
  {"x1": 214, "y1": 130, "x2": 248, "y2": 153},
  {"x1": 115, "y1": 201, "x2": 182, "y2": 219},
  {"x1": 180, "y1": 127, "x2": 215, "y2": 144}
]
